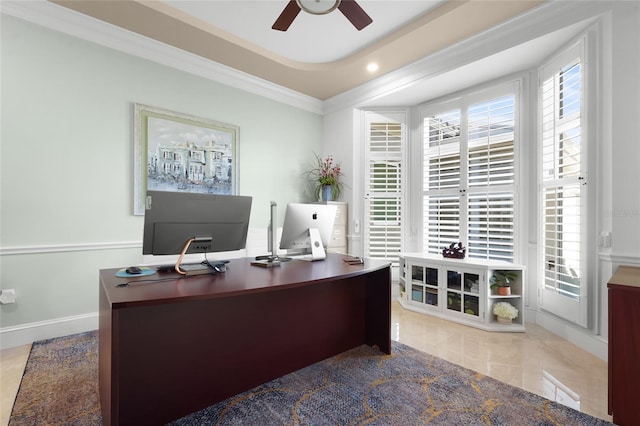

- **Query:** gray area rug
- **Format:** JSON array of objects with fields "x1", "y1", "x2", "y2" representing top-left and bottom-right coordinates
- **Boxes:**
[{"x1": 10, "y1": 331, "x2": 612, "y2": 425}]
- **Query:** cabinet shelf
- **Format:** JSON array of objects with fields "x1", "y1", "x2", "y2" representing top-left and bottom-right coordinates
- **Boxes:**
[{"x1": 398, "y1": 253, "x2": 525, "y2": 332}]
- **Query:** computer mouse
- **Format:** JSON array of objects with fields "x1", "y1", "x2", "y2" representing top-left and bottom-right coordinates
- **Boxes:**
[{"x1": 126, "y1": 266, "x2": 142, "y2": 275}]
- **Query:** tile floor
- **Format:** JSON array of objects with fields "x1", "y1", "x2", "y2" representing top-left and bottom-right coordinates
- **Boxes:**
[
  {"x1": 391, "y1": 303, "x2": 611, "y2": 423},
  {"x1": 0, "y1": 302, "x2": 612, "y2": 425},
  {"x1": 1, "y1": 343, "x2": 30, "y2": 426}
]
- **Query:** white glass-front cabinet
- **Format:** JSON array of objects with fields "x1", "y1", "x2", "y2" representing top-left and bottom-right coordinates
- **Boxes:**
[{"x1": 399, "y1": 253, "x2": 525, "y2": 332}]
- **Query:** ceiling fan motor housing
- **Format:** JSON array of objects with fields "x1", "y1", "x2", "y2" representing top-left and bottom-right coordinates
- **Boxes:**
[
  {"x1": 273, "y1": 0, "x2": 372, "y2": 32},
  {"x1": 296, "y1": 0, "x2": 341, "y2": 15}
]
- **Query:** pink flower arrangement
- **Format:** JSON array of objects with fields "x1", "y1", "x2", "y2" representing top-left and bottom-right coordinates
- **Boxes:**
[{"x1": 309, "y1": 153, "x2": 343, "y2": 200}]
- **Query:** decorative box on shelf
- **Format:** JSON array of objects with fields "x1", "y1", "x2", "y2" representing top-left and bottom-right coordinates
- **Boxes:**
[
  {"x1": 398, "y1": 253, "x2": 525, "y2": 332},
  {"x1": 442, "y1": 242, "x2": 466, "y2": 259}
]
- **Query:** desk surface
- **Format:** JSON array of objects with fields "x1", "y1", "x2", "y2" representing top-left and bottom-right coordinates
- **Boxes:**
[
  {"x1": 607, "y1": 265, "x2": 640, "y2": 289},
  {"x1": 101, "y1": 253, "x2": 391, "y2": 308}
]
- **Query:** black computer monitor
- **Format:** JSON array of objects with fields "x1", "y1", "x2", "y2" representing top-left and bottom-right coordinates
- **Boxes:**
[
  {"x1": 279, "y1": 203, "x2": 337, "y2": 260},
  {"x1": 143, "y1": 190, "x2": 252, "y2": 259}
]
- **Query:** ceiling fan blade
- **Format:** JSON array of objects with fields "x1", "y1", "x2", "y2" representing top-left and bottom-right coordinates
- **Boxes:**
[
  {"x1": 338, "y1": 0, "x2": 373, "y2": 31},
  {"x1": 272, "y1": 0, "x2": 301, "y2": 31}
]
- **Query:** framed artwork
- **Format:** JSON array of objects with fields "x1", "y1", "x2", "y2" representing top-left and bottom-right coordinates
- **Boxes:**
[{"x1": 133, "y1": 104, "x2": 239, "y2": 215}]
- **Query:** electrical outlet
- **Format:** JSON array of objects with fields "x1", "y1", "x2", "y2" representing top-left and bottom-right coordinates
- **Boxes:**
[
  {"x1": 0, "y1": 289, "x2": 16, "y2": 304},
  {"x1": 600, "y1": 232, "x2": 611, "y2": 247}
]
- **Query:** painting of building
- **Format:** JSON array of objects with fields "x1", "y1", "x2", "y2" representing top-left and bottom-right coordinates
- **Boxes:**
[{"x1": 144, "y1": 112, "x2": 236, "y2": 196}]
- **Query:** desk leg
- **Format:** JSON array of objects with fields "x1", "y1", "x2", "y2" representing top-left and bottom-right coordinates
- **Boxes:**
[{"x1": 365, "y1": 266, "x2": 391, "y2": 354}]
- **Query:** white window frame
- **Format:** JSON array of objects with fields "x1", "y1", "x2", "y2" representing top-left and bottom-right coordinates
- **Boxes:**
[
  {"x1": 537, "y1": 35, "x2": 595, "y2": 328},
  {"x1": 362, "y1": 110, "x2": 408, "y2": 267},
  {"x1": 419, "y1": 80, "x2": 522, "y2": 263}
]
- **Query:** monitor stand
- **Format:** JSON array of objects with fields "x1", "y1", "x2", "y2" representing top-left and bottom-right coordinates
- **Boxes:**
[
  {"x1": 175, "y1": 237, "x2": 214, "y2": 276},
  {"x1": 297, "y1": 228, "x2": 327, "y2": 261},
  {"x1": 252, "y1": 201, "x2": 290, "y2": 268},
  {"x1": 177, "y1": 263, "x2": 212, "y2": 275}
]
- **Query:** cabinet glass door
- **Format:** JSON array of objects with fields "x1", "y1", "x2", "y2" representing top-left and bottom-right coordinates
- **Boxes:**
[
  {"x1": 446, "y1": 270, "x2": 480, "y2": 318},
  {"x1": 410, "y1": 265, "x2": 439, "y2": 307}
]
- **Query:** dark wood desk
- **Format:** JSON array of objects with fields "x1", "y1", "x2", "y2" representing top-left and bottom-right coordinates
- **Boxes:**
[{"x1": 99, "y1": 253, "x2": 391, "y2": 425}]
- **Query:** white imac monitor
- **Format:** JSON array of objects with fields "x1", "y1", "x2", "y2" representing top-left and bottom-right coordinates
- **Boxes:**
[{"x1": 279, "y1": 203, "x2": 337, "y2": 261}]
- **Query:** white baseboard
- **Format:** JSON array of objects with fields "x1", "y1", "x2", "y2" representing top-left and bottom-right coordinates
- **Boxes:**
[{"x1": 0, "y1": 312, "x2": 98, "y2": 350}]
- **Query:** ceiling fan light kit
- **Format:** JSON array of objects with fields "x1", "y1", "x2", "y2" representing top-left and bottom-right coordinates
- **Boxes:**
[
  {"x1": 272, "y1": 0, "x2": 373, "y2": 32},
  {"x1": 297, "y1": 0, "x2": 341, "y2": 15}
]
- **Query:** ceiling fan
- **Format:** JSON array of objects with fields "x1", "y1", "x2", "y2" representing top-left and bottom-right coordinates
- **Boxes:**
[{"x1": 272, "y1": 0, "x2": 373, "y2": 32}]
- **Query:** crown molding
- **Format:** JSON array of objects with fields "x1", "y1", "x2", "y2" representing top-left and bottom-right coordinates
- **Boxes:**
[
  {"x1": 0, "y1": 0, "x2": 324, "y2": 115},
  {"x1": 2, "y1": 1, "x2": 614, "y2": 117},
  {"x1": 323, "y1": 0, "x2": 607, "y2": 114}
]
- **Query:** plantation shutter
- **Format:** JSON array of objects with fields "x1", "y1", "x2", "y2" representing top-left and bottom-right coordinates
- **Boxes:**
[
  {"x1": 539, "y1": 40, "x2": 587, "y2": 326},
  {"x1": 424, "y1": 195, "x2": 460, "y2": 254},
  {"x1": 466, "y1": 95, "x2": 516, "y2": 262},
  {"x1": 364, "y1": 112, "x2": 405, "y2": 266},
  {"x1": 423, "y1": 110, "x2": 462, "y2": 254},
  {"x1": 422, "y1": 88, "x2": 517, "y2": 262}
]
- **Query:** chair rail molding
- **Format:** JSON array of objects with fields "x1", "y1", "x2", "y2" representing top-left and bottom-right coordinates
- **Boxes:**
[
  {"x1": 0, "y1": 241, "x2": 141, "y2": 256},
  {"x1": 598, "y1": 252, "x2": 640, "y2": 267}
]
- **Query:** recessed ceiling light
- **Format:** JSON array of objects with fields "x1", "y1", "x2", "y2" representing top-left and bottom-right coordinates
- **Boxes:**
[{"x1": 367, "y1": 62, "x2": 379, "y2": 73}]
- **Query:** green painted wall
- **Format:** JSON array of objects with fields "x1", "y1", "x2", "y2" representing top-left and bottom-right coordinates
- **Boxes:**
[{"x1": 0, "y1": 15, "x2": 322, "y2": 328}]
